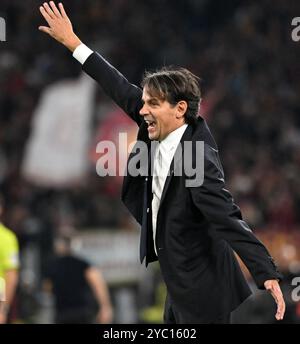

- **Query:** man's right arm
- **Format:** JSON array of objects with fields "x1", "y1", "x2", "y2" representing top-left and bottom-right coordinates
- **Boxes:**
[
  {"x1": 39, "y1": 2, "x2": 143, "y2": 125},
  {"x1": 79, "y1": 48, "x2": 143, "y2": 125},
  {"x1": 85, "y1": 267, "x2": 113, "y2": 324}
]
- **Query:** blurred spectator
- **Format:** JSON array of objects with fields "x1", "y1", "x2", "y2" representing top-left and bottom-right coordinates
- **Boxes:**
[
  {"x1": 43, "y1": 234, "x2": 113, "y2": 324},
  {"x1": 0, "y1": 196, "x2": 19, "y2": 324}
]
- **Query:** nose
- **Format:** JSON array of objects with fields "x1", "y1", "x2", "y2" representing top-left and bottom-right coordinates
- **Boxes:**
[{"x1": 139, "y1": 104, "x2": 148, "y2": 117}]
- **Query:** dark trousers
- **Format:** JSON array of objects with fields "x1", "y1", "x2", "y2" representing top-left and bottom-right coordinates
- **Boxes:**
[{"x1": 163, "y1": 293, "x2": 231, "y2": 324}]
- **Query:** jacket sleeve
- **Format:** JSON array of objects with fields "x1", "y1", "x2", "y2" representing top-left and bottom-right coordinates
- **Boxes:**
[
  {"x1": 189, "y1": 143, "x2": 283, "y2": 289},
  {"x1": 81, "y1": 52, "x2": 143, "y2": 126}
]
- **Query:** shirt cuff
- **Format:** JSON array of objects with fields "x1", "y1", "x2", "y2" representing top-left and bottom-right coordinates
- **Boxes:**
[{"x1": 72, "y1": 43, "x2": 93, "y2": 65}]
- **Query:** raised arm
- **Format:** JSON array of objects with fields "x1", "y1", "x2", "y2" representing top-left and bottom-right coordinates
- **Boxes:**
[{"x1": 39, "y1": 2, "x2": 143, "y2": 125}]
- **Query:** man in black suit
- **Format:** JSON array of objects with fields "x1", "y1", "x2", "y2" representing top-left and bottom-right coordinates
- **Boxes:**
[{"x1": 39, "y1": 2, "x2": 285, "y2": 323}]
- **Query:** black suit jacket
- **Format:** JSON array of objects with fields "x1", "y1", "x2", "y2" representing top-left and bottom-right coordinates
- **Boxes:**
[{"x1": 82, "y1": 52, "x2": 282, "y2": 323}]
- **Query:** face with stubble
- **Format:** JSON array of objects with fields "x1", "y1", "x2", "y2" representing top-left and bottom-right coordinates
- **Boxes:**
[{"x1": 139, "y1": 87, "x2": 187, "y2": 141}]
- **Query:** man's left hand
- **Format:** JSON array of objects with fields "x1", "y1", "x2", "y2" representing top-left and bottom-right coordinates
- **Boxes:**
[{"x1": 264, "y1": 279, "x2": 285, "y2": 320}]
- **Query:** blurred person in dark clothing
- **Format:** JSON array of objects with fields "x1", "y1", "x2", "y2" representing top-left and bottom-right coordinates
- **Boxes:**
[
  {"x1": 39, "y1": 2, "x2": 286, "y2": 324},
  {"x1": 43, "y1": 235, "x2": 113, "y2": 324}
]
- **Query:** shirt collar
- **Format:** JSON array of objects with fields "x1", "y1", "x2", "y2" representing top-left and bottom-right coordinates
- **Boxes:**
[{"x1": 159, "y1": 123, "x2": 188, "y2": 150}]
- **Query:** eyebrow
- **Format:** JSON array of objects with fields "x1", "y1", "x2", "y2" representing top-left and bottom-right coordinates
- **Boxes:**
[{"x1": 141, "y1": 97, "x2": 160, "y2": 104}]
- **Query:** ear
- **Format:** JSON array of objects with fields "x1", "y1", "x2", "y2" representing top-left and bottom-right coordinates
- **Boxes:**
[{"x1": 176, "y1": 100, "x2": 188, "y2": 119}]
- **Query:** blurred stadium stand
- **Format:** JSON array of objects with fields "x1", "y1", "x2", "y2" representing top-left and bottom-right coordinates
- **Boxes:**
[{"x1": 0, "y1": 0, "x2": 300, "y2": 323}]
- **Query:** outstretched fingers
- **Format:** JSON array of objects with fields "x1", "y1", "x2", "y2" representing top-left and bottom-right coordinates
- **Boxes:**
[
  {"x1": 39, "y1": 5, "x2": 52, "y2": 26},
  {"x1": 38, "y1": 26, "x2": 52, "y2": 35},
  {"x1": 38, "y1": 2, "x2": 80, "y2": 51},
  {"x1": 266, "y1": 282, "x2": 285, "y2": 320},
  {"x1": 274, "y1": 289, "x2": 285, "y2": 320},
  {"x1": 49, "y1": 1, "x2": 62, "y2": 18},
  {"x1": 58, "y1": 3, "x2": 68, "y2": 19},
  {"x1": 43, "y1": 2, "x2": 56, "y2": 19}
]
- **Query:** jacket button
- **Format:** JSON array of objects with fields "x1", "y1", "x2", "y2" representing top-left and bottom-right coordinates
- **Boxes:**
[
  {"x1": 145, "y1": 177, "x2": 148, "y2": 181},
  {"x1": 147, "y1": 208, "x2": 150, "y2": 213}
]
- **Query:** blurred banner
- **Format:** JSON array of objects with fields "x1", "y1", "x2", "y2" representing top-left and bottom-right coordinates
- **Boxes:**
[
  {"x1": 22, "y1": 73, "x2": 95, "y2": 188},
  {"x1": 72, "y1": 230, "x2": 142, "y2": 285},
  {"x1": 90, "y1": 107, "x2": 138, "y2": 196}
]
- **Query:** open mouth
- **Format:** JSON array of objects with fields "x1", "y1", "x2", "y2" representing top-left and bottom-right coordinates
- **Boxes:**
[{"x1": 145, "y1": 119, "x2": 156, "y2": 130}]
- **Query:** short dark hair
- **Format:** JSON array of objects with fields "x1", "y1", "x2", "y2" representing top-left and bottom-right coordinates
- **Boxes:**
[{"x1": 141, "y1": 66, "x2": 201, "y2": 125}]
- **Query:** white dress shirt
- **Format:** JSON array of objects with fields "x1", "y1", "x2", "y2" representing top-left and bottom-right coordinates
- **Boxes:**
[
  {"x1": 73, "y1": 43, "x2": 93, "y2": 64},
  {"x1": 152, "y1": 124, "x2": 188, "y2": 254}
]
